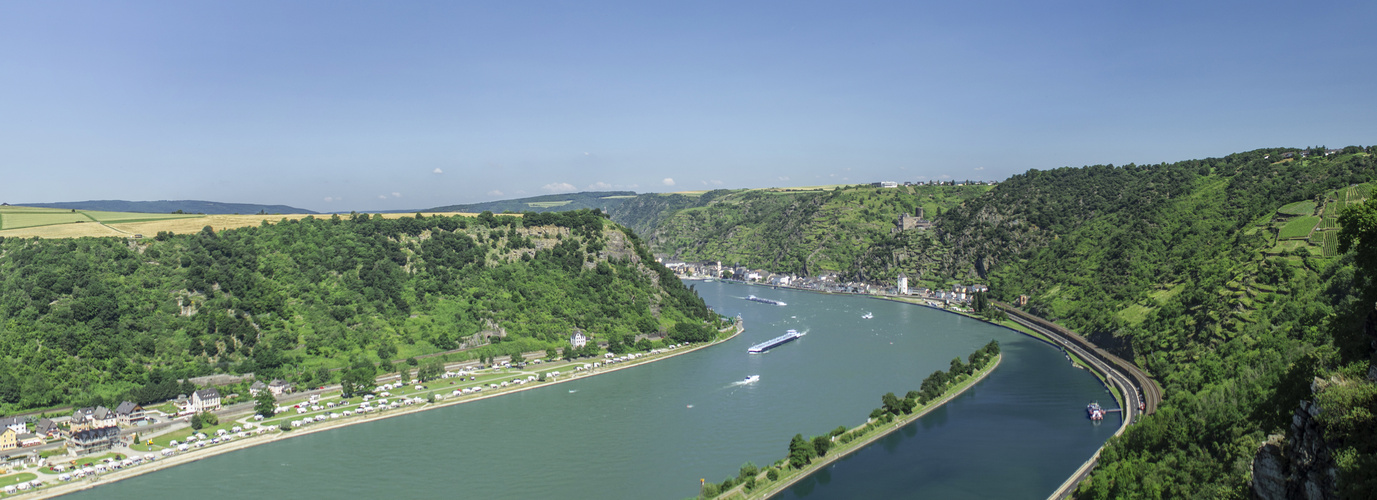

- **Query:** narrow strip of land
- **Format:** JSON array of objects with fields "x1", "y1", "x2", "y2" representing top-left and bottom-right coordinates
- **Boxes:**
[{"x1": 721, "y1": 354, "x2": 1002, "y2": 500}]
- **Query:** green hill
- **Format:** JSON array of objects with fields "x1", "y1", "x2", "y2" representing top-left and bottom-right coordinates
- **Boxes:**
[
  {"x1": 615, "y1": 146, "x2": 1377, "y2": 497},
  {"x1": 610, "y1": 184, "x2": 991, "y2": 281},
  {"x1": 0, "y1": 210, "x2": 719, "y2": 413},
  {"x1": 944, "y1": 147, "x2": 1377, "y2": 499}
]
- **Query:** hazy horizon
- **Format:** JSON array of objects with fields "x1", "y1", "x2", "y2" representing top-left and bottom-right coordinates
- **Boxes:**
[{"x1": 4, "y1": 1, "x2": 1374, "y2": 212}]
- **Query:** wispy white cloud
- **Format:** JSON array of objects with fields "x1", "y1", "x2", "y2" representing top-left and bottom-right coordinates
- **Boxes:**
[
  {"x1": 488, "y1": 190, "x2": 504, "y2": 197},
  {"x1": 433, "y1": 168, "x2": 444, "y2": 174},
  {"x1": 588, "y1": 181, "x2": 613, "y2": 190},
  {"x1": 704, "y1": 179, "x2": 724, "y2": 186},
  {"x1": 938, "y1": 174, "x2": 952, "y2": 179},
  {"x1": 778, "y1": 176, "x2": 790, "y2": 181},
  {"x1": 378, "y1": 195, "x2": 388, "y2": 200},
  {"x1": 973, "y1": 167, "x2": 985, "y2": 171},
  {"x1": 662, "y1": 178, "x2": 676, "y2": 186},
  {"x1": 392, "y1": 192, "x2": 402, "y2": 197},
  {"x1": 323, "y1": 196, "x2": 335, "y2": 202},
  {"x1": 542, "y1": 182, "x2": 576, "y2": 193}
]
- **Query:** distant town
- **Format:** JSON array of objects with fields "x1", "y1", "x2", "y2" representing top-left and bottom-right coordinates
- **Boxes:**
[{"x1": 658, "y1": 258, "x2": 990, "y2": 309}]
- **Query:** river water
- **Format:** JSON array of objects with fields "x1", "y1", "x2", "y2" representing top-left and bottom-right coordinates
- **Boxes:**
[{"x1": 69, "y1": 281, "x2": 1116, "y2": 499}]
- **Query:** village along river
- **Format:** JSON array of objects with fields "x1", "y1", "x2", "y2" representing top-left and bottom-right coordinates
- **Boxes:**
[{"x1": 69, "y1": 281, "x2": 1117, "y2": 499}]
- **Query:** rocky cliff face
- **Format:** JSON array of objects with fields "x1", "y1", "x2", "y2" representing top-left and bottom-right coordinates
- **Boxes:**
[
  {"x1": 1252, "y1": 395, "x2": 1339, "y2": 500},
  {"x1": 1252, "y1": 306, "x2": 1377, "y2": 499}
]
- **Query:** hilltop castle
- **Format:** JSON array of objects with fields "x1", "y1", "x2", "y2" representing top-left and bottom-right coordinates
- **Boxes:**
[{"x1": 895, "y1": 208, "x2": 931, "y2": 232}]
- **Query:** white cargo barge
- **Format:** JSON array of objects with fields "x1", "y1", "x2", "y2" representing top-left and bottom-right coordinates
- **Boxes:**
[
  {"x1": 746, "y1": 295, "x2": 787, "y2": 306},
  {"x1": 748, "y1": 329, "x2": 804, "y2": 353}
]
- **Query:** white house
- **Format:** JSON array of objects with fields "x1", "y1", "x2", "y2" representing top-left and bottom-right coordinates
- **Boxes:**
[
  {"x1": 268, "y1": 379, "x2": 293, "y2": 396},
  {"x1": 570, "y1": 329, "x2": 588, "y2": 348},
  {"x1": 191, "y1": 388, "x2": 222, "y2": 413},
  {"x1": 114, "y1": 401, "x2": 145, "y2": 426},
  {"x1": 0, "y1": 416, "x2": 25, "y2": 434},
  {"x1": 897, "y1": 273, "x2": 909, "y2": 295}
]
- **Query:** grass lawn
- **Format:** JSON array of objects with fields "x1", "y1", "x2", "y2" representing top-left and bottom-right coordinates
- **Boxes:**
[
  {"x1": 149, "y1": 422, "x2": 239, "y2": 448},
  {"x1": 525, "y1": 201, "x2": 572, "y2": 208},
  {"x1": 50, "y1": 452, "x2": 128, "y2": 469},
  {"x1": 0, "y1": 472, "x2": 37, "y2": 487},
  {"x1": 1276, "y1": 200, "x2": 1317, "y2": 216}
]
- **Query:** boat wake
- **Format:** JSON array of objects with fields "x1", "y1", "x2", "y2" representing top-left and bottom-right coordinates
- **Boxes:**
[{"x1": 731, "y1": 375, "x2": 761, "y2": 387}]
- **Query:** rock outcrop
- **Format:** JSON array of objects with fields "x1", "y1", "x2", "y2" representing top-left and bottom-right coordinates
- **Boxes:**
[{"x1": 1251, "y1": 395, "x2": 1339, "y2": 500}]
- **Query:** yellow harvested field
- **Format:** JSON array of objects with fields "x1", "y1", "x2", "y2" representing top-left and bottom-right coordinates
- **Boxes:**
[
  {"x1": 108, "y1": 212, "x2": 486, "y2": 236},
  {"x1": 82, "y1": 210, "x2": 201, "y2": 223},
  {"x1": 0, "y1": 210, "x2": 490, "y2": 239},
  {"x1": 0, "y1": 221, "x2": 126, "y2": 238},
  {"x1": 106, "y1": 214, "x2": 277, "y2": 235}
]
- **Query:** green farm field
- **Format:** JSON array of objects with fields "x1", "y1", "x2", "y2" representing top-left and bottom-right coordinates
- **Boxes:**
[
  {"x1": 0, "y1": 205, "x2": 201, "y2": 231},
  {"x1": 0, "y1": 209, "x2": 93, "y2": 229},
  {"x1": 1278, "y1": 216, "x2": 1320, "y2": 239},
  {"x1": 1276, "y1": 200, "x2": 1316, "y2": 216}
]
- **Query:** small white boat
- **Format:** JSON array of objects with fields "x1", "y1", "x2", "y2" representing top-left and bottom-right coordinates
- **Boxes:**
[
  {"x1": 743, "y1": 375, "x2": 760, "y2": 383},
  {"x1": 862, "y1": 312, "x2": 873, "y2": 319}
]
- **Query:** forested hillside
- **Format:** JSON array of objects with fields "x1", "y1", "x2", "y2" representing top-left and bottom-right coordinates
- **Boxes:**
[
  {"x1": 933, "y1": 146, "x2": 1377, "y2": 498},
  {"x1": 0, "y1": 210, "x2": 718, "y2": 415},
  {"x1": 611, "y1": 185, "x2": 989, "y2": 281},
  {"x1": 610, "y1": 146, "x2": 1377, "y2": 497}
]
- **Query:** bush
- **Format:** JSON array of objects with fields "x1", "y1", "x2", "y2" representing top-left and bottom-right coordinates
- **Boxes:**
[
  {"x1": 700, "y1": 483, "x2": 719, "y2": 498},
  {"x1": 738, "y1": 461, "x2": 758, "y2": 481},
  {"x1": 812, "y1": 435, "x2": 831, "y2": 457},
  {"x1": 278, "y1": 421, "x2": 291, "y2": 431},
  {"x1": 200, "y1": 412, "x2": 219, "y2": 426},
  {"x1": 767, "y1": 468, "x2": 779, "y2": 481}
]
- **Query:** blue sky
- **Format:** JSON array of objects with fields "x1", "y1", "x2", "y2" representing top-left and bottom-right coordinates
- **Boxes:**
[{"x1": 3, "y1": 1, "x2": 1374, "y2": 212}]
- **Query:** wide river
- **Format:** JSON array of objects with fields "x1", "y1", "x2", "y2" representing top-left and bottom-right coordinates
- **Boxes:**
[{"x1": 70, "y1": 281, "x2": 1117, "y2": 499}]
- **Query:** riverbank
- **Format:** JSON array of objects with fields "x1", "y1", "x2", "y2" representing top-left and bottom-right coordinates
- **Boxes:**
[
  {"x1": 21, "y1": 323, "x2": 745, "y2": 500},
  {"x1": 716, "y1": 353, "x2": 1003, "y2": 500},
  {"x1": 871, "y1": 295, "x2": 1125, "y2": 411}
]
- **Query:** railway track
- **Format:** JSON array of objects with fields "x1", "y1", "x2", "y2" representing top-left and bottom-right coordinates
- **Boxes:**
[
  {"x1": 993, "y1": 303, "x2": 1164, "y2": 499},
  {"x1": 996, "y1": 302, "x2": 1162, "y2": 415}
]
